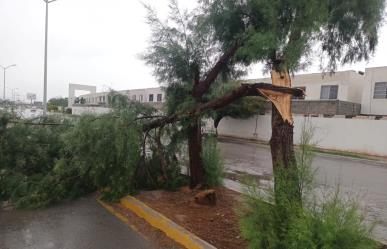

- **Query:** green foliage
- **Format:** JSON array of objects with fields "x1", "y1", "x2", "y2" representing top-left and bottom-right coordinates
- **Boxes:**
[
  {"x1": 202, "y1": 135, "x2": 224, "y2": 187},
  {"x1": 0, "y1": 98, "x2": 184, "y2": 208},
  {"x1": 142, "y1": 0, "x2": 231, "y2": 85},
  {"x1": 201, "y1": 0, "x2": 385, "y2": 71},
  {"x1": 240, "y1": 120, "x2": 377, "y2": 249},
  {"x1": 61, "y1": 112, "x2": 142, "y2": 202},
  {"x1": 0, "y1": 114, "x2": 76, "y2": 206},
  {"x1": 48, "y1": 97, "x2": 68, "y2": 112},
  {"x1": 240, "y1": 184, "x2": 377, "y2": 249},
  {"x1": 207, "y1": 81, "x2": 265, "y2": 129}
]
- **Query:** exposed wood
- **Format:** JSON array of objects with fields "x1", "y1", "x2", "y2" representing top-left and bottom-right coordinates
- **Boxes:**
[{"x1": 258, "y1": 70, "x2": 293, "y2": 123}]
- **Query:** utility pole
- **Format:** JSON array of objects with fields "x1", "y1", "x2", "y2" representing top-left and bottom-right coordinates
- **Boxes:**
[
  {"x1": 0, "y1": 64, "x2": 16, "y2": 100},
  {"x1": 42, "y1": 0, "x2": 58, "y2": 115}
]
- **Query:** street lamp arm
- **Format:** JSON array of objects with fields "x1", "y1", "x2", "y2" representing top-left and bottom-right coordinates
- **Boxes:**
[
  {"x1": 5, "y1": 65, "x2": 16, "y2": 70},
  {"x1": 0, "y1": 64, "x2": 16, "y2": 70}
]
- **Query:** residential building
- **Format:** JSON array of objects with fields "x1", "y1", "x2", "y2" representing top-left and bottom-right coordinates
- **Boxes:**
[
  {"x1": 248, "y1": 70, "x2": 365, "y2": 102},
  {"x1": 361, "y1": 66, "x2": 387, "y2": 116},
  {"x1": 68, "y1": 66, "x2": 387, "y2": 116},
  {"x1": 68, "y1": 87, "x2": 165, "y2": 107}
]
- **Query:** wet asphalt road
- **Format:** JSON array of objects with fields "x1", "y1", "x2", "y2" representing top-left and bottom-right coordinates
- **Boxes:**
[
  {"x1": 219, "y1": 138, "x2": 387, "y2": 243},
  {"x1": 0, "y1": 196, "x2": 154, "y2": 249}
]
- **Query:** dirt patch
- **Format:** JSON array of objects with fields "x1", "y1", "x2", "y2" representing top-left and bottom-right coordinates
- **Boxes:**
[
  {"x1": 109, "y1": 202, "x2": 184, "y2": 249},
  {"x1": 136, "y1": 187, "x2": 248, "y2": 249}
]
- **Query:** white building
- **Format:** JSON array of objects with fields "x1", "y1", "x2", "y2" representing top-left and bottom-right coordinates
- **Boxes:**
[
  {"x1": 68, "y1": 66, "x2": 387, "y2": 116},
  {"x1": 361, "y1": 66, "x2": 387, "y2": 115},
  {"x1": 248, "y1": 70, "x2": 365, "y2": 103},
  {"x1": 69, "y1": 87, "x2": 165, "y2": 106}
]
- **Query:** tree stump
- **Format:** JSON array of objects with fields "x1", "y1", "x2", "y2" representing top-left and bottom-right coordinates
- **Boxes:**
[{"x1": 194, "y1": 189, "x2": 217, "y2": 206}]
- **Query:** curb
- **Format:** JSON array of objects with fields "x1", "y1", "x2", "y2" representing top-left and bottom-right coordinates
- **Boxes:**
[
  {"x1": 96, "y1": 199, "x2": 140, "y2": 234},
  {"x1": 120, "y1": 196, "x2": 217, "y2": 249}
]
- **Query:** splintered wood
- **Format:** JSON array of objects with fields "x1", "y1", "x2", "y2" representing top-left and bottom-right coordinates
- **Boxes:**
[{"x1": 258, "y1": 70, "x2": 293, "y2": 124}]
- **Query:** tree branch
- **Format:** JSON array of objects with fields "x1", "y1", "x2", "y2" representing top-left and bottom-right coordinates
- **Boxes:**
[
  {"x1": 143, "y1": 83, "x2": 304, "y2": 131},
  {"x1": 194, "y1": 42, "x2": 240, "y2": 97}
]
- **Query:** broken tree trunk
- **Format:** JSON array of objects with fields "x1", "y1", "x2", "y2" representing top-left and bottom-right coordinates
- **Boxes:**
[{"x1": 268, "y1": 69, "x2": 301, "y2": 205}]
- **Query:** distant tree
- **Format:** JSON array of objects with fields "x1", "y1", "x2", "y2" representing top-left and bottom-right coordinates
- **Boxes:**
[{"x1": 48, "y1": 97, "x2": 68, "y2": 112}]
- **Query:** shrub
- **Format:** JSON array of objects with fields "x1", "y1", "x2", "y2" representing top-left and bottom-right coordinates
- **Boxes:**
[
  {"x1": 240, "y1": 185, "x2": 377, "y2": 249},
  {"x1": 202, "y1": 135, "x2": 224, "y2": 187},
  {"x1": 240, "y1": 119, "x2": 377, "y2": 249}
]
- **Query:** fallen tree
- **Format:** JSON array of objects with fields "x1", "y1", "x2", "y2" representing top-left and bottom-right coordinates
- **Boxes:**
[{"x1": 143, "y1": 83, "x2": 304, "y2": 131}]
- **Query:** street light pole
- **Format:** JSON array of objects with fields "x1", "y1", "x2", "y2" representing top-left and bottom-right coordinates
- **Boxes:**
[
  {"x1": 42, "y1": 0, "x2": 58, "y2": 115},
  {"x1": 0, "y1": 64, "x2": 16, "y2": 100}
]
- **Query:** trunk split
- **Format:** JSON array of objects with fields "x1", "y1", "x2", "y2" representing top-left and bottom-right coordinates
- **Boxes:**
[{"x1": 269, "y1": 69, "x2": 301, "y2": 205}]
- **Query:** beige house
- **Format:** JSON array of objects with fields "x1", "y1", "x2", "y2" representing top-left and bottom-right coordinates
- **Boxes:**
[{"x1": 361, "y1": 66, "x2": 387, "y2": 116}]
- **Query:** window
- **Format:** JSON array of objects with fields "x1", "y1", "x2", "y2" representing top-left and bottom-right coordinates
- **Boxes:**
[
  {"x1": 157, "y1": 94, "x2": 162, "y2": 102},
  {"x1": 293, "y1": 87, "x2": 306, "y2": 100},
  {"x1": 320, "y1": 85, "x2": 338, "y2": 100},
  {"x1": 149, "y1": 94, "x2": 154, "y2": 102},
  {"x1": 374, "y1": 82, "x2": 387, "y2": 99},
  {"x1": 132, "y1": 95, "x2": 137, "y2": 101},
  {"x1": 139, "y1": 95, "x2": 143, "y2": 102}
]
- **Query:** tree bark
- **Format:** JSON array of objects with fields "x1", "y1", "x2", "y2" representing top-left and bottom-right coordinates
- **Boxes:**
[
  {"x1": 270, "y1": 104, "x2": 301, "y2": 203},
  {"x1": 194, "y1": 42, "x2": 240, "y2": 97},
  {"x1": 269, "y1": 70, "x2": 301, "y2": 205},
  {"x1": 187, "y1": 119, "x2": 205, "y2": 188}
]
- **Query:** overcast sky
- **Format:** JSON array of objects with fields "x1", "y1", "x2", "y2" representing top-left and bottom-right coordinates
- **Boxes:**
[{"x1": 0, "y1": 0, "x2": 386, "y2": 101}]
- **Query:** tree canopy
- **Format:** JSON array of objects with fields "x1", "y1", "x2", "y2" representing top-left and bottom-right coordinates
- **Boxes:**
[{"x1": 201, "y1": 0, "x2": 385, "y2": 71}]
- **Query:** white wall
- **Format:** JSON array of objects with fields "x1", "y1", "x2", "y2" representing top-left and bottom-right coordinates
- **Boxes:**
[
  {"x1": 361, "y1": 67, "x2": 387, "y2": 115},
  {"x1": 211, "y1": 115, "x2": 387, "y2": 157},
  {"x1": 72, "y1": 106, "x2": 111, "y2": 115}
]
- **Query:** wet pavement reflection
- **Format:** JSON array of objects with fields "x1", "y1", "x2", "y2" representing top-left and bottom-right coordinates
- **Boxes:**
[{"x1": 0, "y1": 196, "x2": 153, "y2": 249}]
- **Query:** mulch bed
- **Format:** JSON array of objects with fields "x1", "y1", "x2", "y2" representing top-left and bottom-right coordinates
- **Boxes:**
[{"x1": 135, "y1": 187, "x2": 248, "y2": 249}]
